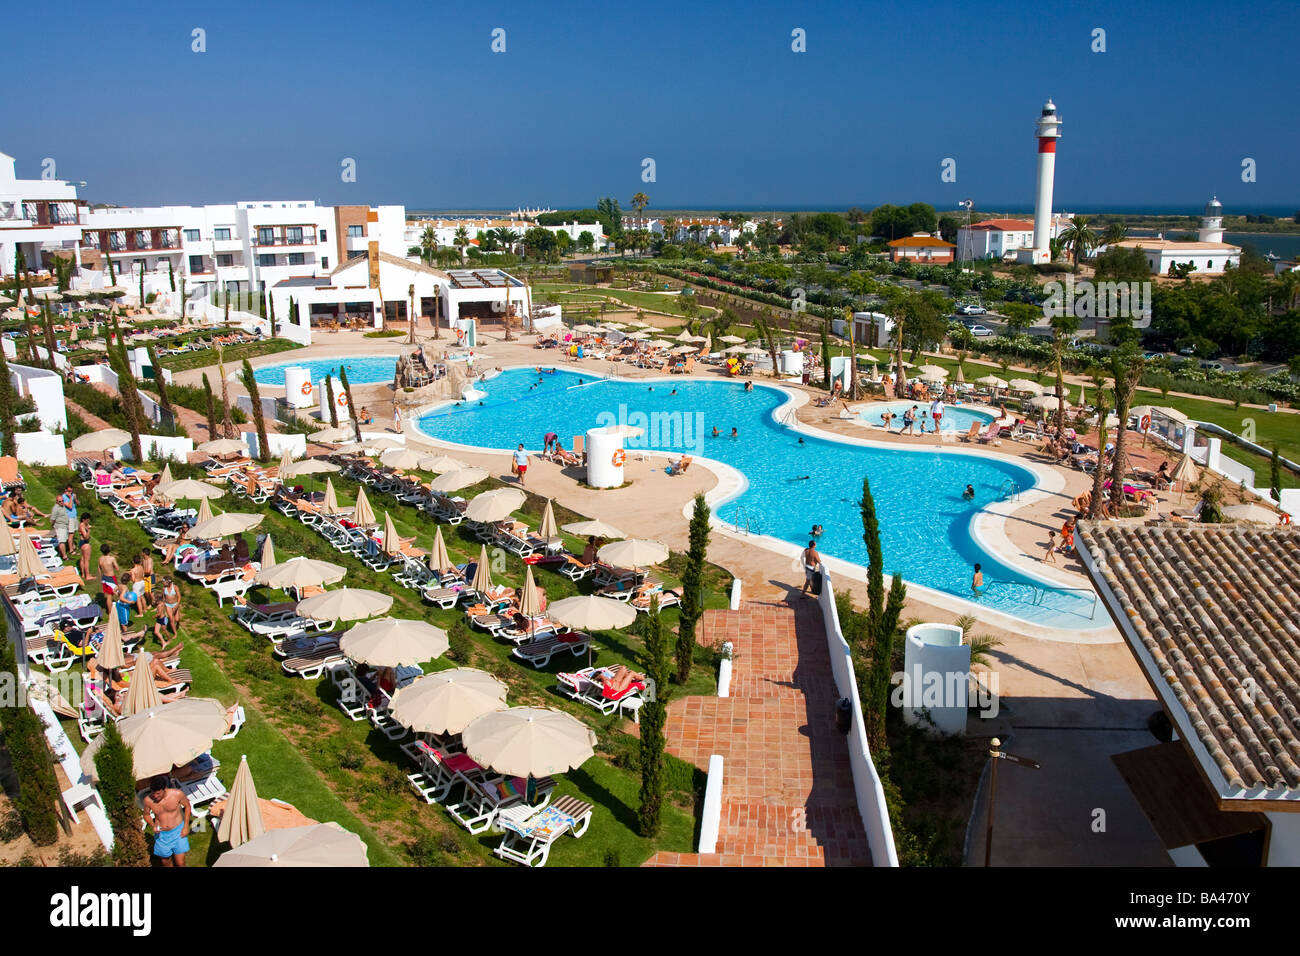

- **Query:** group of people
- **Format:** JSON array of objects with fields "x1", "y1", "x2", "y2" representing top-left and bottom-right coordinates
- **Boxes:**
[{"x1": 880, "y1": 399, "x2": 947, "y2": 436}]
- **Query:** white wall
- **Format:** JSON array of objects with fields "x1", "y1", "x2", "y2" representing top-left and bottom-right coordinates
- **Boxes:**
[
  {"x1": 14, "y1": 430, "x2": 67, "y2": 466},
  {"x1": 9, "y1": 363, "x2": 67, "y2": 431},
  {"x1": 815, "y1": 569, "x2": 900, "y2": 866},
  {"x1": 1266, "y1": 812, "x2": 1300, "y2": 866}
]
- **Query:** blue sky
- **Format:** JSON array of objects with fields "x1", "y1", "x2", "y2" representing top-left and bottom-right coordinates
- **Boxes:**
[{"x1": 6, "y1": 0, "x2": 1298, "y2": 212}]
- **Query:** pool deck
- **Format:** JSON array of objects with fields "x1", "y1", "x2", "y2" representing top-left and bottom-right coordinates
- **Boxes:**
[{"x1": 195, "y1": 327, "x2": 1168, "y2": 866}]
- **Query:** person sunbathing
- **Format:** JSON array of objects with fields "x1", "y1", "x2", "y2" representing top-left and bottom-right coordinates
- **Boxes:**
[{"x1": 600, "y1": 666, "x2": 646, "y2": 698}]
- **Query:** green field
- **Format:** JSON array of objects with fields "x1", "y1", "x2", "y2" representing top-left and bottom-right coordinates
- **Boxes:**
[{"x1": 157, "y1": 338, "x2": 303, "y2": 372}]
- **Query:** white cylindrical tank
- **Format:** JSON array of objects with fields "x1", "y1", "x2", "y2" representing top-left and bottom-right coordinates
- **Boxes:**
[
  {"x1": 585, "y1": 426, "x2": 626, "y2": 489},
  {"x1": 283, "y1": 366, "x2": 313, "y2": 409},
  {"x1": 327, "y1": 378, "x2": 350, "y2": 418},
  {"x1": 779, "y1": 350, "x2": 804, "y2": 375},
  {"x1": 902, "y1": 623, "x2": 971, "y2": 736}
]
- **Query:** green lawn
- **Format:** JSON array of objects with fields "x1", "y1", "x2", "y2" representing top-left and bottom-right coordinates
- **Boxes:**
[
  {"x1": 535, "y1": 283, "x2": 699, "y2": 318},
  {"x1": 23, "y1": 461, "x2": 721, "y2": 866},
  {"x1": 157, "y1": 338, "x2": 303, "y2": 372}
]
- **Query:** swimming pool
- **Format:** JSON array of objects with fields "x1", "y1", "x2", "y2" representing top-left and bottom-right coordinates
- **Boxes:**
[
  {"x1": 253, "y1": 355, "x2": 399, "y2": 387},
  {"x1": 862, "y1": 402, "x2": 996, "y2": 434},
  {"x1": 416, "y1": 368, "x2": 1104, "y2": 629}
]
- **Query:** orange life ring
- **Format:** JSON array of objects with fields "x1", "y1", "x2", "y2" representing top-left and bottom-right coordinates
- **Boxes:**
[
  {"x1": 1140, "y1": 414, "x2": 1151, "y2": 431},
  {"x1": 337, "y1": 393, "x2": 349, "y2": 407},
  {"x1": 300, "y1": 382, "x2": 313, "y2": 396},
  {"x1": 1281, "y1": 513, "x2": 1292, "y2": 525},
  {"x1": 612, "y1": 449, "x2": 626, "y2": 467}
]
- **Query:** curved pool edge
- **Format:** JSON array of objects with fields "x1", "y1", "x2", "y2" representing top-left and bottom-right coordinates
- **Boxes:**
[
  {"x1": 406, "y1": 365, "x2": 1115, "y2": 642},
  {"x1": 242, "y1": 352, "x2": 406, "y2": 388}
]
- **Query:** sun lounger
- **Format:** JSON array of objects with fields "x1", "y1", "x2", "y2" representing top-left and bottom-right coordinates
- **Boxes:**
[
  {"x1": 211, "y1": 576, "x2": 255, "y2": 607},
  {"x1": 557, "y1": 667, "x2": 647, "y2": 721},
  {"x1": 493, "y1": 795, "x2": 594, "y2": 867},
  {"x1": 631, "y1": 587, "x2": 681, "y2": 612},
  {"x1": 279, "y1": 641, "x2": 345, "y2": 680},
  {"x1": 407, "y1": 742, "x2": 493, "y2": 805},
  {"x1": 446, "y1": 771, "x2": 556, "y2": 834},
  {"x1": 422, "y1": 584, "x2": 464, "y2": 609},
  {"x1": 510, "y1": 631, "x2": 591, "y2": 669},
  {"x1": 559, "y1": 553, "x2": 596, "y2": 581}
]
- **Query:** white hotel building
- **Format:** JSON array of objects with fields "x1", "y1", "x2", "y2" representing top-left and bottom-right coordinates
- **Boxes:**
[{"x1": 955, "y1": 215, "x2": 1072, "y2": 262}]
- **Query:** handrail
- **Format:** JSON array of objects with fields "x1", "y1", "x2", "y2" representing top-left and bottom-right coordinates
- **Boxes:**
[{"x1": 983, "y1": 577, "x2": 1098, "y2": 616}]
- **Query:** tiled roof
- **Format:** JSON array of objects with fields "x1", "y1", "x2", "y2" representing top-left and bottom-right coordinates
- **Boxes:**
[
  {"x1": 1078, "y1": 523, "x2": 1300, "y2": 797},
  {"x1": 1116, "y1": 239, "x2": 1240, "y2": 252},
  {"x1": 966, "y1": 219, "x2": 1035, "y2": 231},
  {"x1": 887, "y1": 236, "x2": 955, "y2": 248}
]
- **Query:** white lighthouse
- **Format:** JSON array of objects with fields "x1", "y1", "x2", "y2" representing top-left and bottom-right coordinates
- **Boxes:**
[
  {"x1": 1197, "y1": 197, "x2": 1225, "y2": 243},
  {"x1": 1017, "y1": 99, "x2": 1062, "y2": 265}
]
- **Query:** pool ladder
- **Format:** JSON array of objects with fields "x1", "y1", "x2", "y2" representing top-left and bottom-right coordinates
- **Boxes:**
[
  {"x1": 997, "y1": 479, "x2": 1020, "y2": 501},
  {"x1": 778, "y1": 408, "x2": 797, "y2": 428},
  {"x1": 730, "y1": 506, "x2": 761, "y2": 536}
]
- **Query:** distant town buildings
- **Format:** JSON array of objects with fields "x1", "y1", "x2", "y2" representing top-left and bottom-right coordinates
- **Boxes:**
[{"x1": 887, "y1": 234, "x2": 955, "y2": 264}]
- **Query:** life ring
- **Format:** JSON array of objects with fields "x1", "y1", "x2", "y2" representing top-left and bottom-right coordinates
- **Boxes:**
[
  {"x1": 1140, "y1": 414, "x2": 1151, "y2": 431},
  {"x1": 1281, "y1": 513, "x2": 1292, "y2": 525},
  {"x1": 300, "y1": 382, "x2": 313, "y2": 396},
  {"x1": 612, "y1": 449, "x2": 626, "y2": 467},
  {"x1": 337, "y1": 393, "x2": 349, "y2": 407}
]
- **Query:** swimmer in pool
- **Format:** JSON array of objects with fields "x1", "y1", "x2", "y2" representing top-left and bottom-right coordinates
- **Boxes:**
[
  {"x1": 730, "y1": 428, "x2": 738, "y2": 439},
  {"x1": 712, "y1": 427, "x2": 720, "y2": 438},
  {"x1": 971, "y1": 563, "x2": 985, "y2": 593},
  {"x1": 962, "y1": 484, "x2": 975, "y2": 500},
  {"x1": 810, "y1": 524, "x2": 823, "y2": 536}
]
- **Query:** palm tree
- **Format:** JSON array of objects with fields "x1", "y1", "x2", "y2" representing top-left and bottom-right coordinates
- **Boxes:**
[
  {"x1": 1059, "y1": 215, "x2": 1097, "y2": 270},
  {"x1": 630, "y1": 192, "x2": 650, "y2": 229},
  {"x1": 419, "y1": 226, "x2": 437, "y2": 265},
  {"x1": 1049, "y1": 312, "x2": 1080, "y2": 436},
  {"x1": 1100, "y1": 221, "x2": 1128, "y2": 251},
  {"x1": 662, "y1": 217, "x2": 677, "y2": 244},
  {"x1": 953, "y1": 614, "x2": 1003, "y2": 669},
  {"x1": 1107, "y1": 349, "x2": 1146, "y2": 495},
  {"x1": 407, "y1": 283, "x2": 417, "y2": 345},
  {"x1": 1275, "y1": 269, "x2": 1300, "y2": 312},
  {"x1": 453, "y1": 226, "x2": 469, "y2": 264}
]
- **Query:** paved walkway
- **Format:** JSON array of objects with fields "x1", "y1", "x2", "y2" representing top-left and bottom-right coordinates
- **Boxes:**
[{"x1": 644, "y1": 600, "x2": 872, "y2": 867}]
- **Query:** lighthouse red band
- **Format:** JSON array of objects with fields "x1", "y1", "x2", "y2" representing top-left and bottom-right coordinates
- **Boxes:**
[{"x1": 1038, "y1": 137, "x2": 1056, "y2": 153}]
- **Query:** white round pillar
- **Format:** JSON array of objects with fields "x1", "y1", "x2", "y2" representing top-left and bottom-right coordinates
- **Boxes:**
[
  {"x1": 585, "y1": 426, "x2": 626, "y2": 488},
  {"x1": 283, "y1": 366, "x2": 313, "y2": 409}
]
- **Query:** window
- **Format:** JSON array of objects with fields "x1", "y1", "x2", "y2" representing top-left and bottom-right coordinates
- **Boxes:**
[
  {"x1": 183, "y1": 229, "x2": 200, "y2": 242},
  {"x1": 348, "y1": 249, "x2": 366, "y2": 260},
  {"x1": 189, "y1": 255, "x2": 204, "y2": 272},
  {"x1": 215, "y1": 227, "x2": 231, "y2": 241},
  {"x1": 319, "y1": 229, "x2": 327, "y2": 242},
  {"x1": 134, "y1": 231, "x2": 149, "y2": 248},
  {"x1": 133, "y1": 258, "x2": 146, "y2": 269},
  {"x1": 321, "y1": 257, "x2": 329, "y2": 270},
  {"x1": 287, "y1": 253, "x2": 305, "y2": 266},
  {"x1": 347, "y1": 225, "x2": 364, "y2": 238},
  {"x1": 258, "y1": 227, "x2": 274, "y2": 244},
  {"x1": 216, "y1": 254, "x2": 233, "y2": 267},
  {"x1": 286, "y1": 227, "x2": 303, "y2": 244},
  {"x1": 257, "y1": 254, "x2": 275, "y2": 267}
]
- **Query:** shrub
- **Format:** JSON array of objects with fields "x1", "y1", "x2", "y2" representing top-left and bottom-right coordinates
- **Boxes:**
[{"x1": 0, "y1": 642, "x2": 61, "y2": 847}]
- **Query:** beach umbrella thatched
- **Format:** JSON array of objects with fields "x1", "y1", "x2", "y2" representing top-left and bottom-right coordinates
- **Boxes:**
[
  {"x1": 296, "y1": 587, "x2": 393, "y2": 622},
  {"x1": 79, "y1": 698, "x2": 230, "y2": 780},
  {"x1": 464, "y1": 488, "x2": 525, "y2": 524},
  {"x1": 216, "y1": 754, "x2": 266, "y2": 849},
  {"x1": 213, "y1": 822, "x2": 369, "y2": 868},
  {"x1": 462, "y1": 706, "x2": 597, "y2": 779},
  {"x1": 340, "y1": 617, "x2": 449, "y2": 667},
  {"x1": 390, "y1": 668, "x2": 508, "y2": 736}
]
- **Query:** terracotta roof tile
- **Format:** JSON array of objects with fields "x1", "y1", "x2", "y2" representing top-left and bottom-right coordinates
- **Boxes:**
[{"x1": 1078, "y1": 523, "x2": 1300, "y2": 797}]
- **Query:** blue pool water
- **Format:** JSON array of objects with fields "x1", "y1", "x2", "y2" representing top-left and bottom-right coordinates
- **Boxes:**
[
  {"x1": 863, "y1": 402, "x2": 995, "y2": 434},
  {"x1": 416, "y1": 368, "x2": 1103, "y2": 628},
  {"x1": 254, "y1": 355, "x2": 399, "y2": 386}
]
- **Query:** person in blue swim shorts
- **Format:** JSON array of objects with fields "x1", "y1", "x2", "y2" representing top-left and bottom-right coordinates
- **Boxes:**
[{"x1": 142, "y1": 774, "x2": 192, "y2": 867}]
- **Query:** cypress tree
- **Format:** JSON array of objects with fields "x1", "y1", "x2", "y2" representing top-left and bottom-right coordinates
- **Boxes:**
[
  {"x1": 240, "y1": 358, "x2": 270, "y2": 463},
  {"x1": 223, "y1": 289, "x2": 230, "y2": 326},
  {"x1": 41, "y1": 301, "x2": 58, "y2": 367},
  {"x1": 168, "y1": 259, "x2": 176, "y2": 292},
  {"x1": 179, "y1": 277, "x2": 187, "y2": 323},
  {"x1": 0, "y1": 339, "x2": 17, "y2": 456},
  {"x1": 138, "y1": 262, "x2": 145, "y2": 309},
  {"x1": 201, "y1": 372, "x2": 218, "y2": 438},
  {"x1": 92, "y1": 721, "x2": 150, "y2": 866},
  {"x1": 105, "y1": 253, "x2": 116, "y2": 286},
  {"x1": 325, "y1": 374, "x2": 339, "y2": 428},
  {"x1": 860, "y1": 476, "x2": 906, "y2": 744},
  {"x1": 821, "y1": 320, "x2": 831, "y2": 389},
  {"x1": 0, "y1": 640, "x2": 61, "y2": 846},
  {"x1": 106, "y1": 338, "x2": 145, "y2": 461},
  {"x1": 637, "y1": 598, "x2": 669, "y2": 836},
  {"x1": 217, "y1": 349, "x2": 236, "y2": 439},
  {"x1": 268, "y1": 293, "x2": 277, "y2": 338},
  {"x1": 674, "y1": 493, "x2": 710, "y2": 683},
  {"x1": 147, "y1": 344, "x2": 173, "y2": 416},
  {"x1": 340, "y1": 366, "x2": 361, "y2": 441},
  {"x1": 1270, "y1": 445, "x2": 1282, "y2": 504}
]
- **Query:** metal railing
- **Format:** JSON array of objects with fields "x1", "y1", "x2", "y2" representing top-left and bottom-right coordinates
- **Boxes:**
[
  {"x1": 984, "y1": 578, "x2": 1098, "y2": 617},
  {"x1": 997, "y1": 478, "x2": 1020, "y2": 501},
  {"x1": 728, "y1": 505, "x2": 760, "y2": 535}
]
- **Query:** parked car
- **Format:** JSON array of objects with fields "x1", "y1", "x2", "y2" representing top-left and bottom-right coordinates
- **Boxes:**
[
  {"x1": 957, "y1": 303, "x2": 987, "y2": 315},
  {"x1": 1178, "y1": 346, "x2": 1196, "y2": 356},
  {"x1": 968, "y1": 325, "x2": 995, "y2": 337},
  {"x1": 1200, "y1": 361, "x2": 1224, "y2": 372}
]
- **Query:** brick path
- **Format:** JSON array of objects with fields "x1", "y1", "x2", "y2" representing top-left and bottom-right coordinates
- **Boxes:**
[{"x1": 644, "y1": 600, "x2": 872, "y2": 867}]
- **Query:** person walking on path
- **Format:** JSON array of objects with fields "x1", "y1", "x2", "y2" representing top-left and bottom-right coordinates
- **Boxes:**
[{"x1": 800, "y1": 540, "x2": 823, "y2": 597}]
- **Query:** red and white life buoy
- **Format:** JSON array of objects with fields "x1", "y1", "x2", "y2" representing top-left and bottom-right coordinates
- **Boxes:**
[
  {"x1": 1140, "y1": 414, "x2": 1151, "y2": 431},
  {"x1": 337, "y1": 393, "x2": 349, "y2": 407},
  {"x1": 612, "y1": 449, "x2": 626, "y2": 467},
  {"x1": 1281, "y1": 513, "x2": 1292, "y2": 525},
  {"x1": 301, "y1": 382, "x2": 313, "y2": 396}
]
